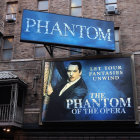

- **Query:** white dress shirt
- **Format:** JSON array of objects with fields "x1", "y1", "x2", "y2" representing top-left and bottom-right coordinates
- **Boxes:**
[{"x1": 59, "y1": 77, "x2": 81, "y2": 96}]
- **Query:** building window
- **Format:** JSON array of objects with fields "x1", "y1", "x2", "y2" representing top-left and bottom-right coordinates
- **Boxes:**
[
  {"x1": 6, "y1": 2, "x2": 17, "y2": 22},
  {"x1": 105, "y1": 0, "x2": 118, "y2": 14},
  {"x1": 70, "y1": 0, "x2": 82, "y2": 55},
  {"x1": 114, "y1": 28, "x2": 119, "y2": 53},
  {"x1": 38, "y1": 0, "x2": 48, "y2": 12},
  {"x1": 70, "y1": 0, "x2": 82, "y2": 17},
  {"x1": 34, "y1": 44, "x2": 47, "y2": 58},
  {"x1": 2, "y1": 37, "x2": 13, "y2": 60}
]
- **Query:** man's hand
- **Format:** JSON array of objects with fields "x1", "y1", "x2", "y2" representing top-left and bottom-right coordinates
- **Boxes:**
[{"x1": 47, "y1": 84, "x2": 53, "y2": 95}]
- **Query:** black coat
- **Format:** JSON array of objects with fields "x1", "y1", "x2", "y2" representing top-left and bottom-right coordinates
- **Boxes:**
[{"x1": 46, "y1": 77, "x2": 88, "y2": 121}]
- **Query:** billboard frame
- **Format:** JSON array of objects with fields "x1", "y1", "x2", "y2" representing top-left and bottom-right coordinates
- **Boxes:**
[
  {"x1": 39, "y1": 54, "x2": 138, "y2": 124},
  {"x1": 20, "y1": 9, "x2": 115, "y2": 52}
]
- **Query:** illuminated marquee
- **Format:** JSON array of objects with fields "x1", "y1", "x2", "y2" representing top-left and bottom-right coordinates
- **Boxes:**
[
  {"x1": 21, "y1": 9, "x2": 115, "y2": 51},
  {"x1": 42, "y1": 55, "x2": 137, "y2": 122},
  {"x1": 25, "y1": 18, "x2": 112, "y2": 42}
]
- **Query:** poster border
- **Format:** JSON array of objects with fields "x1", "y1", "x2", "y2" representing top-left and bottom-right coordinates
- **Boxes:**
[
  {"x1": 20, "y1": 9, "x2": 115, "y2": 51},
  {"x1": 39, "y1": 54, "x2": 138, "y2": 124}
]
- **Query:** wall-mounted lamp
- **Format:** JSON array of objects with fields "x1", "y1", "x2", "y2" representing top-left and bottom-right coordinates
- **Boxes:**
[{"x1": 3, "y1": 127, "x2": 11, "y2": 132}]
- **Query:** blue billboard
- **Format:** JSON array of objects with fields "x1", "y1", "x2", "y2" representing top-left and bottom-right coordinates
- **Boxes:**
[
  {"x1": 21, "y1": 9, "x2": 115, "y2": 51},
  {"x1": 42, "y1": 56, "x2": 136, "y2": 122}
]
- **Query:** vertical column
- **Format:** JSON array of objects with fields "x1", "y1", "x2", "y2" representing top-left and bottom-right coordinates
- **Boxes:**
[{"x1": 10, "y1": 83, "x2": 18, "y2": 121}]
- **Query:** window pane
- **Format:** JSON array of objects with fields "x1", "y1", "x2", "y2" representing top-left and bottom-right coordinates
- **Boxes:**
[
  {"x1": 70, "y1": 48, "x2": 82, "y2": 55},
  {"x1": 106, "y1": 4, "x2": 117, "y2": 9},
  {"x1": 71, "y1": 8, "x2": 81, "y2": 16},
  {"x1": 2, "y1": 50, "x2": 12, "y2": 60},
  {"x1": 35, "y1": 47, "x2": 46, "y2": 57},
  {"x1": 105, "y1": 0, "x2": 117, "y2": 4},
  {"x1": 115, "y1": 42, "x2": 119, "y2": 53},
  {"x1": 4, "y1": 38, "x2": 13, "y2": 49},
  {"x1": 7, "y1": 3, "x2": 17, "y2": 14},
  {"x1": 115, "y1": 29, "x2": 119, "y2": 41},
  {"x1": 71, "y1": 0, "x2": 81, "y2": 7},
  {"x1": 38, "y1": 0, "x2": 48, "y2": 11}
]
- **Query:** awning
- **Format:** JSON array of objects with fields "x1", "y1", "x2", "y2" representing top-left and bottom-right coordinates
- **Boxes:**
[
  {"x1": 0, "y1": 71, "x2": 18, "y2": 79},
  {"x1": 0, "y1": 71, "x2": 27, "y2": 87}
]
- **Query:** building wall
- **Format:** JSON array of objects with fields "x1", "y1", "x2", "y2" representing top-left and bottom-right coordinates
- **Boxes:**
[
  {"x1": 3, "y1": 0, "x2": 140, "y2": 57},
  {"x1": 0, "y1": 0, "x2": 140, "y2": 139}
]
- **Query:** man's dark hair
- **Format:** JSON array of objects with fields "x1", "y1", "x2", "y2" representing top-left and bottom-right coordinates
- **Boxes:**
[{"x1": 69, "y1": 62, "x2": 82, "y2": 72}]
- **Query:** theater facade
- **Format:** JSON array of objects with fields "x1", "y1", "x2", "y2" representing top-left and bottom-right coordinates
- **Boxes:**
[{"x1": 0, "y1": 0, "x2": 140, "y2": 139}]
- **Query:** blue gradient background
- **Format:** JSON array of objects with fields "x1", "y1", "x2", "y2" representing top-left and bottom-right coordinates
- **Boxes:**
[
  {"x1": 21, "y1": 9, "x2": 115, "y2": 51},
  {"x1": 50, "y1": 57, "x2": 135, "y2": 121}
]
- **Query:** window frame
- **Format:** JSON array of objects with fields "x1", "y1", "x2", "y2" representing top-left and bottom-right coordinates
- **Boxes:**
[
  {"x1": 34, "y1": 44, "x2": 47, "y2": 58},
  {"x1": 38, "y1": 0, "x2": 49, "y2": 12},
  {"x1": 104, "y1": 0, "x2": 118, "y2": 15},
  {"x1": 70, "y1": 0, "x2": 82, "y2": 17},
  {"x1": 105, "y1": 0, "x2": 117, "y2": 4},
  {"x1": 7, "y1": 2, "x2": 18, "y2": 14},
  {"x1": 2, "y1": 37, "x2": 14, "y2": 60},
  {"x1": 70, "y1": 0, "x2": 82, "y2": 55},
  {"x1": 6, "y1": 2, "x2": 18, "y2": 22},
  {"x1": 114, "y1": 27, "x2": 120, "y2": 53}
]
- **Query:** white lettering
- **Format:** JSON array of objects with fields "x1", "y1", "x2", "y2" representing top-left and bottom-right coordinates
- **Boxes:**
[
  {"x1": 50, "y1": 22, "x2": 63, "y2": 36},
  {"x1": 110, "y1": 98, "x2": 119, "y2": 107},
  {"x1": 64, "y1": 23, "x2": 75, "y2": 36},
  {"x1": 76, "y1": 25, "x2": 86, "y2": 38},
  {"x1": 37, "y1": 20, "x2": 50, "y2": 34},
  {"x1": 120, "y1": 98, "x2": 131, "y2": 107},
  {"x1": 74, "y1": 99, "x2": 82, "y2": 108},
  {"x1": 87, "y1": 26, "x2": 98, "y2": 40},
  {"x1": 25, "y1": 18, "x2": 36, "y2": 32},
  {"x1": 66, "y1": 99, "x2": 73, "y2": 109},
  {"x1": 83, "y1": 99, "x2": 91, "y2": 108},
  {"x1": 98, "y1": 28, "x2": 111, "y2": 41}
]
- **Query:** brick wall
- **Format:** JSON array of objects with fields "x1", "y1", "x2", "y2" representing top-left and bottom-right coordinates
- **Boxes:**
[
  {"x1": 0, "y1": 0, "x2": 140, "y2": 139},
  {"x1": 2, "y1": 0, "x2": 140, "y2": 58}
]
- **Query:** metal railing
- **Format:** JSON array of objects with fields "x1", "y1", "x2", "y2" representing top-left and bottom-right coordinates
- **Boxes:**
[
  {"x1": 0, "y1": 104, "x2": 11, "y2": 122},
  {"x1": 0, "y1": 104, "x2": 23, "y2": 123}
]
